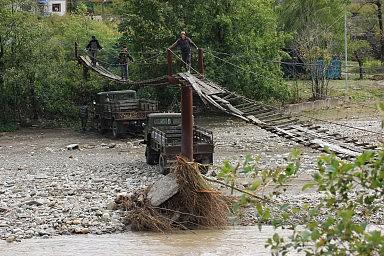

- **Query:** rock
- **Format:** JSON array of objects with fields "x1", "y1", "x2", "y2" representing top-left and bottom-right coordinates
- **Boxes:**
[
  {"x1": 147, "y1": 173, "x2": 179, "y2": 207},
  {"x1": 66, "y1": 144, "x2": 79, "y2": 150},
  {"x1": 108, "y1": 143, "x2": 116, "y2": 149},
  {"x1": 72, "y1": 219, "x2": 81, "y2": 225},
  {"x1": 0, "y1": 202, "x2": 9, "y2": 212},
  {"x1": 64, "y1": 190, "x2": 76, "y2": 196},
  {"x1": 75, "y1": 227, "x2": 89, "y2": 234},
  {"x1": 0, "y1": 223, "x2": 9, "y2": 227},
  {"x1": 25, "y1": 200, "x2": 43, "y2": 206},
  {"x1": 102, "y1": 212, "x2": 110, "y2": 221},
  {"x1": 38, "y1": 229, "x2": 52, "y2": 237},
  {"x1": 6, "y1": 235, "x2": 16, "y2": 243},
  {"x1": 106, "y1": 202, "x2": 117, "y2": 211}
]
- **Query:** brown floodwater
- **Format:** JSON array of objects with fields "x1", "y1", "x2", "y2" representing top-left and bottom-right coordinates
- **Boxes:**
[{"x1": 0, "y1": 226, "x2": 291, "y2": 256}]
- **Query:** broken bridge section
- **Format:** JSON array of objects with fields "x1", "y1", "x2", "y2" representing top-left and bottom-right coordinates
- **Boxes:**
[
  {"x1": 75, "y1": 44, "x2": 378, "y2": 159},
  {"x1": 176, "y1": 72, "x2": 378, "y2": 159}
]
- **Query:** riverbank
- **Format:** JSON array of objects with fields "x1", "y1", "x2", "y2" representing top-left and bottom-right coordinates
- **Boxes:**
[{"x1": 0, "y1": 115, "x2": 382, "y2": 242}]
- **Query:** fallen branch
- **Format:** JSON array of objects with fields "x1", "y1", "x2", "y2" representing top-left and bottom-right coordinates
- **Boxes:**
[{"x1": 202, "y1": 175, "x2": 274, "y2": 204}]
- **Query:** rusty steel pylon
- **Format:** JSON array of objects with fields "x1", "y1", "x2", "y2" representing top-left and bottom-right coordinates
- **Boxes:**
[{"x1": 166, "y1": 48, "x2": 205, "y2": 161}]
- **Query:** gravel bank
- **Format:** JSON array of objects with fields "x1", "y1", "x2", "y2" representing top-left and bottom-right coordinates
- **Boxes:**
[{"x1": 0, "y1": 116, "x2": 382, "y2": 242}]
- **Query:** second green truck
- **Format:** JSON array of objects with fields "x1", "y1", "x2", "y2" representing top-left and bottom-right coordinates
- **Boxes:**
[{"x1": 144, "y1": 113, "x2": 214, "y2": 174}]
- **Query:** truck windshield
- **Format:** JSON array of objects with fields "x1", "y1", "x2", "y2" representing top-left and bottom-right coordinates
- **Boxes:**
[
  {"x1": 153, "y1": 117, "x2": 181, "y2": 126},
  {"x1": 114, "y1": 93, "x2": 136, "y2": 100}
]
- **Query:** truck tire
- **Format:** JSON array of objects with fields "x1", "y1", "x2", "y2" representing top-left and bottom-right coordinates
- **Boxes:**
[
  {"x1": 97, "y1": 120, "x2": 106, "y2": 134},
  {"x1": 145, "y1": 147, "x2": 158, "y2": 165},
  {"x1": 197, "y1": 154, "x2": 213, "y2": 174},
  {"x1": 112, "y1": 120, "x2": 119, "y2": 139},
  {"x1": 158, "y1": 154, "x2": 169, "y2": 175}
]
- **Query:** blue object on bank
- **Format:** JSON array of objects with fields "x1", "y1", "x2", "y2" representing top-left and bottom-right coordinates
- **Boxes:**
[{"x1": 327, "y1": 57, "x2": 341, "y2": 80}]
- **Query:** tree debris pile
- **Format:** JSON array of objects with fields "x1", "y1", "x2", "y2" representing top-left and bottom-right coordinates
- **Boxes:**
[{"x1": 116, "y1": 157, "x2": 228, "y2": 232}]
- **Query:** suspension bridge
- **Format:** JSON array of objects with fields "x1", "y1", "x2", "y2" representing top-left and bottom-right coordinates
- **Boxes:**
[{"x1": 76, "y1": 45, "x2": 380, "y2": 159}]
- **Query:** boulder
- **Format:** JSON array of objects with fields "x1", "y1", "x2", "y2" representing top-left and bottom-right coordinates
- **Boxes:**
[
  {"x1": 147, "y1": 173, "x2": 179, "y2": 207},
  {"x1": 66, "y1": 144, "x2": 79, "y2": 150}
]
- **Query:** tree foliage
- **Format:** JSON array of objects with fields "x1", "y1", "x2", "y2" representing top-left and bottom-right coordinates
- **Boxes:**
[
  {"x1": 0, "y1": 2, "x2": 117, "y2": 127},
  {"x1": 116, "y1": 0, "x2": 290, "y2": 102},
  {"x1": 277, "y1": 0, "x2": 347, "y2": 99}
]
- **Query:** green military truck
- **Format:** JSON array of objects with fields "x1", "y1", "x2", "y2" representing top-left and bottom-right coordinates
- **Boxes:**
[
  {"x1": 93, "y1": 90, "x2": 158, "y2": 138},
  {"x1": 144, "y1": 113, "x2": 214, "y2": 174}
]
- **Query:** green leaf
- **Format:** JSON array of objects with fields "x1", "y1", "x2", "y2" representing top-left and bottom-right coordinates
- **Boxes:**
[
  {"x1": 273, "y1": 233, "x2": 280, "y2": 243},
  {"x1": 302, "y1": 181, "x2": 317, "y2": 191},
  {"x1": 249, "y1": 179, "x2": 262, "y2": 190},
  {"x1": 364, "y1": 196, "x2": 375, "y2": 205}
]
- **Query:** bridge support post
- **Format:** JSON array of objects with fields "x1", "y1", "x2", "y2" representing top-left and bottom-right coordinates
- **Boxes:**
[
  {"x1": 181, "y1": 85, "x2": 193, "y2": 161},
  {"x1": 167, "y1": 49, "x2": 173, "y2": 76},
  {"x1": 198, "y1": 48, "x2": 204, "y2": 77}
]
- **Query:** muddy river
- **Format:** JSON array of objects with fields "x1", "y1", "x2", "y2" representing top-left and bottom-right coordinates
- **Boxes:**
[{"x1": 1, "y1": 226, "x2": 291, "y2": 256}]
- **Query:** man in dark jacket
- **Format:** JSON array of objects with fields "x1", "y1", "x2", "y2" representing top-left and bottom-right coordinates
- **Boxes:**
[
  {"x1": 79, "y1": 103, "x2": 89, "y2": 131},
  {"x1": 169, "y1": 31, "x2": 198, "y2": 72},
  {"x1": 86, "y1": 36, "x2": 103, "y2": 66},
  {"x1": 118, "y1": 47, "x2": 134, "y2": 80}
]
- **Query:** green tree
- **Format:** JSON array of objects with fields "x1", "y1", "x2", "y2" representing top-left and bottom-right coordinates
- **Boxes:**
[
  {"x1": 116, "y1": 0, "x2": 290, "y2": 102},
  {"x1": 0, "y1": 2, "x2": 118, "y2": 128},
  {"x1": 348, "y1": 0, "x2": 384, "y2": 70},
  {"x1": 277, "y1": 0, "x2": 347, "y2": 99}
]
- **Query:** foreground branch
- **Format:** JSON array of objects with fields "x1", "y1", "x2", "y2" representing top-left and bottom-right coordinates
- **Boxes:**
[{"x1": 202, "y1": 175, "x2": 274, "y2": 203}]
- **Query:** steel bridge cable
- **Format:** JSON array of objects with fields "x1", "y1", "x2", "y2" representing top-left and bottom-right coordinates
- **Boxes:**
[
  {"x1": 207, "y1": 52, "x2": 384, "y2": 136},
  {"x1": 206, "y1": 49, "x2": 355, "y2": 68},
  {"x1": 207, "y1": 50, "x2": 384, "y2": 111}
]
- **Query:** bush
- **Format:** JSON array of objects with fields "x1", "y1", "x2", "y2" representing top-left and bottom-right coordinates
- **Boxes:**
[
  {"x1": 364, "y1": 59, "x2": 384, "y2": 75},
  {"x1": 218, "y1": 150, "x2": 384, "y2": 255}
]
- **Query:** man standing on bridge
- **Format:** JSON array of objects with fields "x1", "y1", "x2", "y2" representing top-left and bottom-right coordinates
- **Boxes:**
[
  {"x1": 169, "y1": 31, "x2": 198, "y2": 72},
  {"x1": 118, "y1": 46, "x2": 134, "y2": 80},
  {"x1": 86, "y1": 36, "x2": 103, "y2": 67}
]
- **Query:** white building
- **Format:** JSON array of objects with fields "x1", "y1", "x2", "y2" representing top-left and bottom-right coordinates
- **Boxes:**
[{"x1": 37, "y1": 0, "x2": 66, "y2": 16}]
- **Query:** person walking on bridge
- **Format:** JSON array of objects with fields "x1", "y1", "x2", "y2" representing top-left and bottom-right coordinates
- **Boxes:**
[
  {"x1": 86, "y1": 36, "x2": 103, "y2": 67},
  {"x1": 118, "y1": 46, "x2": 134, "y2": 80},
  {"x1": 169, "y1": 31, "x2": 198, "y2": 72}
]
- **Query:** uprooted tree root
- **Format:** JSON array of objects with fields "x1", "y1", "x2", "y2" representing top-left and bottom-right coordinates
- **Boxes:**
[{"x1": 118, "y1": 156, "x2": 229, "y2": 232}]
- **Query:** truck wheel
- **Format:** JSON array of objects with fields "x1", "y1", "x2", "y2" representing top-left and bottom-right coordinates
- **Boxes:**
[
  {"x1": 158, "y1": 154, "x2": 169, "y2": 175},
  {"x1": 145, "y1": 147, "x2": 158, "y2": 165},
  {"x1": 112, "y1": 120, "x2": 119, "y2": 138},
  {"x1": 97, "y1": 121, "x2": 106, "y2": 134}
]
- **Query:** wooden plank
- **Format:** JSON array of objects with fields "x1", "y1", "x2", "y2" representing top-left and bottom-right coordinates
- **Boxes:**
[
  {"x1": 311, "y1": 139, "x2": 361, "y2": 157},
  {"x1": 80, "y1": 56, "x2": 124, "y2": 82},
  {"x1": 247, "y1": 115, "x2": 266, "y2": 126}
]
